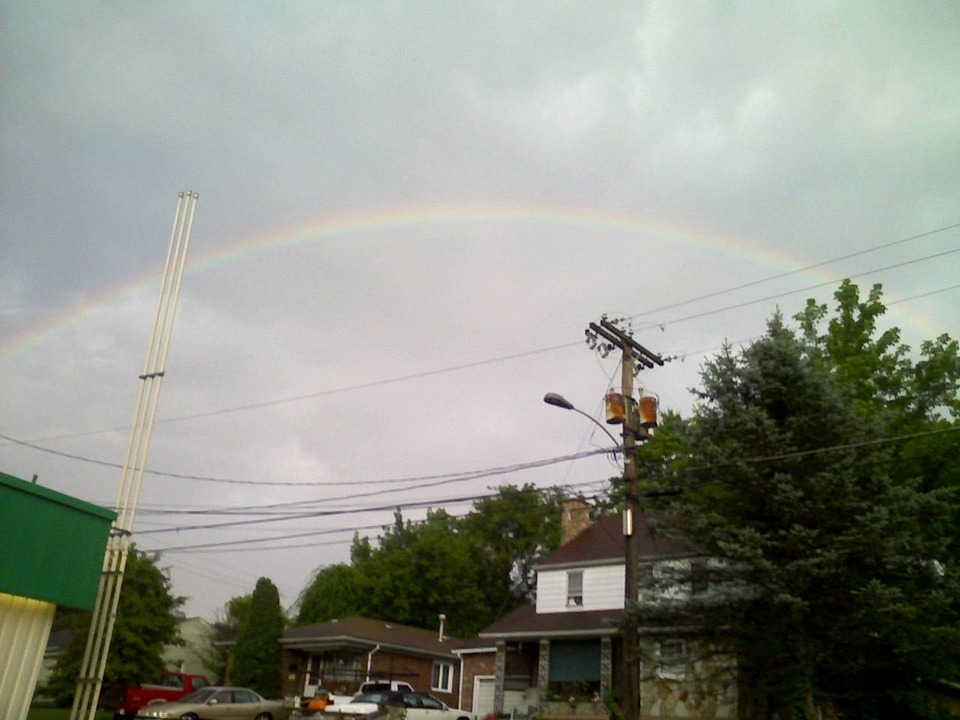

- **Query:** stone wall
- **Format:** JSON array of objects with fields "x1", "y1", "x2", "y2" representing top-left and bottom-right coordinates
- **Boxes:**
[{"x1": 639, "y1": 639, "x2": 737, "y2": 720}]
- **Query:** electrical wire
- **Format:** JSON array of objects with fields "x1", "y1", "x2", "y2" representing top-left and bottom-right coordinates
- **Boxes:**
[
  {"x1": 8, "y1": 221, "x2": 958, "y2": 450},
  {"x1": 629, "y1": 246, "x2": 960, "y2": 331},
  {"x1": 149, "y1": 479, "x2": 601, "y2": 553},
  {"x1": 4, "y1": 276, "x2": 957, "y2": 490},
  {"x1": 140, "y1": 426, "x2": 959, "y2": 552}
]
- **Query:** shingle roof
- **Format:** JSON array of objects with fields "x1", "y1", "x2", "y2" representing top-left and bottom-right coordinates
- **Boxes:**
[
  {"x1": 282, "y1": 616, "x2": 464, "y2": 657},
  {"x1": 479, "y1": 603, "x2": 625, "y2": 639},
  {"x1": 537, "y1": 513, "x2": 696, "y2": 568}
]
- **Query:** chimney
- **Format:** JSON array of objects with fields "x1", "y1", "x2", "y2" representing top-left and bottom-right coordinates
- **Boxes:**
[{"x1": 561, "y1": 497, "x2": 591, "y2": 545}]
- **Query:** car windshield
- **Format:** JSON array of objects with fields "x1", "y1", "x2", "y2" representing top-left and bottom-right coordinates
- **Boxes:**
[{"x1": 177, "y1": 688, "x2": 218, "y2": 704}]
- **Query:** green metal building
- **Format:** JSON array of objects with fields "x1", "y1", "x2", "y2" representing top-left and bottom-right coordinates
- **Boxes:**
[{"x1": 0, "y1": 470, "x2": 115, "y2": 720}]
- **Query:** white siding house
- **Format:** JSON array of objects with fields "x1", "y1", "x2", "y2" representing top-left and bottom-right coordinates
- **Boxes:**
[
  {"x1": 471, "y1": 504, "x2": 738, "y2": 720},
  {"x1": 535, "y1": 563, "x2": 624, "y2": 614}
]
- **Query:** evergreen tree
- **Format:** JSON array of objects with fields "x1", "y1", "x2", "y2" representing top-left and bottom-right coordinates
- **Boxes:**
[
  {"x1": 231, "y1": 577, "x2": 284, "y2": 698},
  {"x1": 639, "y1": 285, "x2": 959, "y2": 720},
  {"x1": 43, "y1": 548, "x2": 183, "y2": 706}
]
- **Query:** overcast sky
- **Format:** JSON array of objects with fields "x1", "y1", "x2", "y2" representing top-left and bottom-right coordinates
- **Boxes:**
[{"x1": 3, "y1": 1, "x2": 958, "y2": 623}]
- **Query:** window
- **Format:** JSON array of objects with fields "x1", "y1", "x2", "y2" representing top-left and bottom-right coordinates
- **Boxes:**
[
  {"x1": 234, "y1": 689, "x2": 259, "y2": 703},
  {"x1": 657, "y1": 640, "x2": 687, "y2": 680},
  {"x1": 566, "y1": 570, "x2": 584, "y2": 607},
  {"x1": 432, "y1": 661, "x2": 453, "y2": 693}
]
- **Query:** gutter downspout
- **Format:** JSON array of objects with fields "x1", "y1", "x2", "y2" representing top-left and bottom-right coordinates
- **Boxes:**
[
  {"x1": 365, "y1": 645, "x2": 380, "y2": 683},
  {"x1": 455, "y1": 650, "x2": 464, "y2": 712}
]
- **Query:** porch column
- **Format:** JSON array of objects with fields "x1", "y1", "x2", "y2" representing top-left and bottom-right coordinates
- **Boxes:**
[
  {"x1": 537, "y1": 640, "x2": 550, "y2": 703},
  {"x1": 494, "y1": 640, "x2": 507, "y2": 714},
  {"x1": 600, "y1": 638, "x2": 612, "y2": 702}
]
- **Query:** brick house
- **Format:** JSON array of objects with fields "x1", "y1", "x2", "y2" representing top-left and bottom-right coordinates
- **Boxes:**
[
  {"x1": 279, "y1": 616, "x2": 464, "y2": 708},
  {"x1": 456, "y1": 500, "x2": 738, "y2": 720}
]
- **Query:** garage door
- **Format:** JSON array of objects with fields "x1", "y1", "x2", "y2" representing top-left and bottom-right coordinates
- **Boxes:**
[
  {"x1": 474, "y1": 677, "x2": 495, "y2": 716},
  {"x1": 473, "y1": 678, "x2": 530, "y2": 718}
]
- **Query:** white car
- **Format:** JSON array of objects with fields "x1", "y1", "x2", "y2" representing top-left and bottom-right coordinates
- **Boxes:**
[
  {"x1": 336, "y1": 692, "x2": 473, "y2": 720},
  {"x1": 400, "y1": 692, "x2": 474, "y2": 720}
]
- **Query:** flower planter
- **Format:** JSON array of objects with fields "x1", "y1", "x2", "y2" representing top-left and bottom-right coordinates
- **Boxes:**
[{"x1": 538, "y1": 701, "x2": 607, "y2": 718}]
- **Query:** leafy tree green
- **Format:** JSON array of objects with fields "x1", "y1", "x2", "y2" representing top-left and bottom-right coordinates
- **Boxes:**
[
  {"x1": 639, "y1": 284, "x2": 959, "y2": 720},
  {"x1": 43, "y1": 548, "x2": 183, "y2": 706},
  {"x1": 231, "y1": 577, "x2": 284, "y2": 698},
  {"x1": 350, "y1": 508, "x2": 489, "y2": 637},
  {"x1": 199, "y1": 593, "x2": 253, "y2": 683},
  {"x1": 459, "y1": 484, "x2": 565, "y2": 610},
  {"x1": 296, "y1": 563, "x2": 365, "y2": 625},
  {"x1": 296, "y1": 485, "x2": 565, "y2": 636}
]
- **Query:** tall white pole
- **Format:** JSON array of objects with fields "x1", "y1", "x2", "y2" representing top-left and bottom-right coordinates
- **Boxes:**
[{"x1": 70, "y1": 191, "x2": 198, "y2": 720}]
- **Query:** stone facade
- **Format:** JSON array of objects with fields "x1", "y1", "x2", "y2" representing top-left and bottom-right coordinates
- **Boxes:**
[{"x1": 639, "y1": 639, "x2": 737, "y2": 720}]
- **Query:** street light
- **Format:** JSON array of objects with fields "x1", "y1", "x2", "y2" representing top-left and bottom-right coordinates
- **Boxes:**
[
  {"x1": 543, "y1": 393, "x2": 623, "y2": 450},
  {"x1": 545, "y1": 388, "x2": 649, "y2": 720}
]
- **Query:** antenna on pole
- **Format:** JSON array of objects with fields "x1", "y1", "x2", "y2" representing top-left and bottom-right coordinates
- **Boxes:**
[{"x1": 69, "y1": 191, "x2": 199, "y2": 720}]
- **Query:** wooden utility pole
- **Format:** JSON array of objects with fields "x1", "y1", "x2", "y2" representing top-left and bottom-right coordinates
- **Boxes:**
[{"x1": 586, "y1": 318, "x2": 664, "y2": 720}]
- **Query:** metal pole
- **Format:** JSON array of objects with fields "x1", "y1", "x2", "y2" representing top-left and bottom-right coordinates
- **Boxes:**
[{"x1": 69, "y1": 192, "x2": 197, "y2": 720}]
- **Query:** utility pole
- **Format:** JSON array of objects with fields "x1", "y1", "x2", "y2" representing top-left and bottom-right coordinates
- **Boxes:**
[
  {"x1": 69, "y1": 192, "x2": 198, "y2": 720},
  {"x1": 586, "y1": 317, "x2": 664, "y2": 720}
]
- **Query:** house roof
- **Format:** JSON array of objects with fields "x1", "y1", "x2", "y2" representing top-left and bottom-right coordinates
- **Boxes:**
[
  {"x1": 479, "y1": 603, "x2": 625, "y2": 640},
  {"x1": 537, "y1": 513, "x2": 696, "y2": 568},
  {"x1": 282, "y1": 616, "x2": 463, "y2": 658}
]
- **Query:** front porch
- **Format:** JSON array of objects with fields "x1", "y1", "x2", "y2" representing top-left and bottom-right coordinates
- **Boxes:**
[{"x1": 490, "y1": 637, "x2": 618, "y2": 719}]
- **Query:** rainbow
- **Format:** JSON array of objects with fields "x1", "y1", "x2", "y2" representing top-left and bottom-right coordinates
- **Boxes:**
[{"x1": 0, "y1": 202, "x2": 939, "y2": 365}]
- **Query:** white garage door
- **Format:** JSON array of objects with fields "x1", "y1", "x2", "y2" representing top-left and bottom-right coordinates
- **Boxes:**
[
  {"x1": 474, "y1": 677, "x2": 495, "y2": 716},
  {"x1": 473, "y1": 678, "x2": 530, "y2": 718}
]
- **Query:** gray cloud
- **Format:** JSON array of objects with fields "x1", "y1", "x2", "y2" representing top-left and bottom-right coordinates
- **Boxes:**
[{"x1": 2, "y1": 0, "x2": 958, "y2": 619}]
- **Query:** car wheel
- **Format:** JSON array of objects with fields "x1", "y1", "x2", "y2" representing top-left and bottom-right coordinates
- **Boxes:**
[
  {"x1": 254, "y1": 714, "x2": 272, "y2": 720},
  {"x1": 179, "y1": 714, "x2": 199, "y2": 720}
]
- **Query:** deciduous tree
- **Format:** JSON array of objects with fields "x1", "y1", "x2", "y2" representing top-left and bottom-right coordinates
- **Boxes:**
[
  {"x1": 296, "y1": 563, "x2": 364, "y2": 625},
  {"x1": 296, "y1": 486, "x2": 566, "y2": 636},
  {"x1": 44, "y1": 548, "x2": 183, "y2": 706}
]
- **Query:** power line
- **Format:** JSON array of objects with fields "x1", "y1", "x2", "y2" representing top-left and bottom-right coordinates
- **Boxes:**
[
  {"x1": 5, "y1": 274, "x2": 958, "y2": 491},
  {"x1": 9, "y1": 222, "x2": 958, "y2": 450},
  {"x1": 3, "y1": 275, "x2": 957, "y2": 493},
  {"x1": 0, "y1": 431, "x2": 613, "y2": 494},
  {"x1": 150, "y1": 480, "x2": 597, "y2": 553},
  {"x1": 628, "y1": 221, "x2": 960, "y2": 321},
  {"x1": 142, "y1": 426, "x2": 958, "y2": 551},
  {"x1": 630, "y1": 246, "x2": 960, "y2": 331},
  {"x1": 134, "y1": 448, "x2": 614, "y2": 535},
  {"x1": 665, "y1": 425, "x2": 960, "y2": 479}
]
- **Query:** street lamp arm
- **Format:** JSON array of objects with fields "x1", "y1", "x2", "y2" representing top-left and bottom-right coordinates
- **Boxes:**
[
  {"x1": 543, "y1": 392, "x2": 623, "y2": 450},
  {"x1": 570, "y1": 406, "x2": 622, "y2": 449}
]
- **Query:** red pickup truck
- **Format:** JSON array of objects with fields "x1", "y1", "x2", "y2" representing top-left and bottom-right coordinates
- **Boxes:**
[{"x1": 99, "y1": 671, "x2": 211, "y2": 719}]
